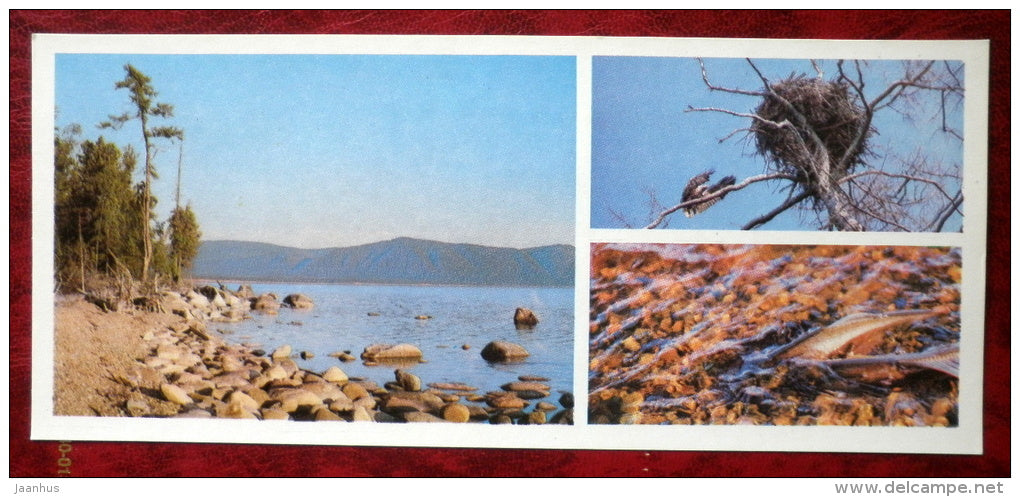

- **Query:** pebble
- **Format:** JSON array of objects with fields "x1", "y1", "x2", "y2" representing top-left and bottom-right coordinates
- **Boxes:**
[
  {"x1": 301, "y1": 382, "x2": 345, "y2": 403},
  {"x1": 518, "y1": 375, "x2": 550, "y2": 382},
  {"x1": 490, "y1": 414, "x2": 513, "y2": 424},
  {"x1": 175, "y1": 408, "x2": 213, "y2": 418},
  {"x1": 342, "y1": 382, "x2": 370, "y2": 401},
  {"x1": 427, "y1": 382, "x2": 478, "y2": 392},
  {"x1": 313, "y1": 406, "x2": 343, "y2": 421},
  {"x1": 403, "y1": 411, "x2": 446, "y2": 423},
  {"x1": 501, "y1": 381, "x2": 551, "y2": 393},
  {"x1": 480, "y1": 341, "x2": 529, "y2": 362},
  {"x1": 226, "y1": 390, "x2": 260, "y2": 412},
  {"x1": 485, "y1": 392, "x2": 527, "y2": 409},
  {"x1": 322, "y1": 366, "x2": 349, "y2": 384},
  {"x1": 271, "y1": 345, "x2": 292, "y2": 360},
  {"x1": 361, "y1": 343, "x2": 424, "y2": 361},
  {"x1": 216, "y1": 402, "x2": 258, "y2": 419},
  {"x1": 329, "y1": 396, "x2": 355, "y2": 412},
  {"x1": 524, "y1": 411, "x2": 547, "y2": 425},
  {"x1": 328, "y1": 351, "x2": 357, "y2": 362},
  {"x1": 535, "y1": 401, "x2": 558, "y2": 411},
  {"x1": 261, "y1": 407, "x2": 290, "y2": 420},
  {"x1": 263, "y1": 364, "x2": 288, "y2": 381},
  {"x1": 160, "y1": 383, "x2": 192, "y2": 405},
  {"x1": 270, "y1": 388, "x2": 324, "y2": 413},
  {"x1": 351, "y1": 405, "x2": 374, "y2": 422},
  {"x1": 125, "y1": 397, "x2": 149, "y2": 417},
  {"x1": 395, "y1": 369, "x2": 422, "y2": 392},
  {"x1": 441, "y1": 403, "x2": 471, "y2": 423}
]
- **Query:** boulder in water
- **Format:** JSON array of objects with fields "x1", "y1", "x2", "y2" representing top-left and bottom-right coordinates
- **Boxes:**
[
  {"x1": 480, "y1": 341, "x2": 530, "y2": 362},
  {"x1": 361, "y1": 343, "x2": 424, "y2": 361},
  {"x1": 283, "y1": 293, "x2": 314, "y2": 310},
  {"x1": 514, "y1": 307, "x2": 539, "y2": 328}
]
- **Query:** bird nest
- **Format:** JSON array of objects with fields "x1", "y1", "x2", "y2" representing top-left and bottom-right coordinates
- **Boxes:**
[{"x1": 751, "y1": 75, "x2": 873, "y2": 184}]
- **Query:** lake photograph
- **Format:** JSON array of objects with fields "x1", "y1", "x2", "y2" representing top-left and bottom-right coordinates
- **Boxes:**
[{"x1": 50, "y1": 53, "x2": 577, "y2": 426}]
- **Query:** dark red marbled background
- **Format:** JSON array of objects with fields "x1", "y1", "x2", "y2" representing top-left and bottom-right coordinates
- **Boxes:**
[{"x1": 9, "y1": 10, "x2": 1010, "y2": 477}]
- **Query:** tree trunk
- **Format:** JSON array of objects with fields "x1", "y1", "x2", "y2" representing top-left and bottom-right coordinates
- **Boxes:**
[
  {"x1": 140, "y1": 114, "x2": 152, "y2": 286},
  {"x1": 813, "y1": 155, "x2": 864, "y2": 231}
]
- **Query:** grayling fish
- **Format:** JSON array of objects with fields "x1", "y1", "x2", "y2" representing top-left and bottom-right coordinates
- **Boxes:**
[
  {"x1": 822, "y1": 343, "x2": 960, "y2": 381},
  {"x1": 774, "y1": 309, "x2": 939, "y2": 361}
]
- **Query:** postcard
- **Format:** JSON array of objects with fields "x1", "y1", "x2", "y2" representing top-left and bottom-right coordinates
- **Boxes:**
[{"x1": 31, "y1": 34, "x2": 987, "y2": 454}]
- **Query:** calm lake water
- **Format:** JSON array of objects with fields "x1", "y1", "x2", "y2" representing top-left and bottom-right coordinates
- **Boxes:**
[{"x1": 207, "y1": 282, "x2": 574, "y2": 398}]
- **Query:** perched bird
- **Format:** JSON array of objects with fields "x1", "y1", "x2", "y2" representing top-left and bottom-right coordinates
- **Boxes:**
[{"x1": 681, "y1": 170, "x2": 737, "y2": 217}]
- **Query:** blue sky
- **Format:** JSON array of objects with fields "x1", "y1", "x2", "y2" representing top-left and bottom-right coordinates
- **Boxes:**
[
  {"x1": 55, "y1": 54, "x2": 576, "y2": 249},
  {"x1": 591, "y1": 56, "x2": 964, "y2": 231}
]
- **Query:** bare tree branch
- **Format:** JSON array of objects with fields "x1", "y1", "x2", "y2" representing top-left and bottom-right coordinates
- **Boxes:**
[
  {"x1": 840, "y1": 169, "x2": 959, "y2": 205},
  {"x1": 835, "y1": 60, "x2": 874, "y2": 173},
  {"x1": 697, "y1": 58, "x2": 766, "y2": 97},
  {"x1": 932, "y1": 189, "x2": 964, "y2": 232},
  {"x1": 644, "y1": 172, "x2": 796, "y2": 229},
  {"x1": 741, "y1": 190, "x2": 812, "y2": 230}
]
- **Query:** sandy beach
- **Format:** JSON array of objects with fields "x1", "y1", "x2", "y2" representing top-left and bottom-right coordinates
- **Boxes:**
[{"x1": 54, "y1": 295, "x2": 188, "y2": 416}]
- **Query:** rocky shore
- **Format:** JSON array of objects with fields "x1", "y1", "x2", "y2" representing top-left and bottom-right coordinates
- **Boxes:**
[{"x1": 55, "y1": 285, "x2": 573, "y2": 424}]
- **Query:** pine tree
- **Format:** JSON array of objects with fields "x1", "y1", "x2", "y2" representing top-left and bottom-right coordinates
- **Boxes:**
[
  {"x1": 101, "y1": 64, "x2": 183, "y2": 286},
  {"x1": 167, "y1": 204, "x2": 202, "y2": 282},
  {"x1": 53, "y1": 134, "x2": 139, "y2": 291},
  {"x1": 54, "y1": 123, "x2": 84, "y2": 290}
]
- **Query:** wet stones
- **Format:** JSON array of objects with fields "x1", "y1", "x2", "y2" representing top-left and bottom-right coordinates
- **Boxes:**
[
  {"x1": 588, "y1": 244, "x2": 961, "y2": 426},
  {"x1": 480, "y1": 341, "x2": 530, "y2": 362},
  {"x1": 122, "y1": 291, "x2": 573, "y2": 425}
]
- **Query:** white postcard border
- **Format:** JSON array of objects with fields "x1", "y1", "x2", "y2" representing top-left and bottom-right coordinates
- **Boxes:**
[{"x1": 31, "y1": 34, "x2": 989, "y2": 454}]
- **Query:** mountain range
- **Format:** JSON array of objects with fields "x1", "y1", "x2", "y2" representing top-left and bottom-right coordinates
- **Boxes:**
[{"x1": 192, "y1": 237, "x2": 574, "y2": 287}]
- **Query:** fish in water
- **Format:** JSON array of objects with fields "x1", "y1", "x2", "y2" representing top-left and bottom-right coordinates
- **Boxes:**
[
  {"x1": 822, "y1": 343, "x2": 960, "y2": 383},
  {"x1": 773, "y1": 309, "x2": 939, "y2": 361},
  {"x1": 771, "y1": 308, "x2": 958, "y2": 383}
]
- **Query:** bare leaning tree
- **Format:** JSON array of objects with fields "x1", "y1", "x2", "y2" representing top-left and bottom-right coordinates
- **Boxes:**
[{"x1": 646, "y1": 58, "x2": 964, "y2": 231}]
